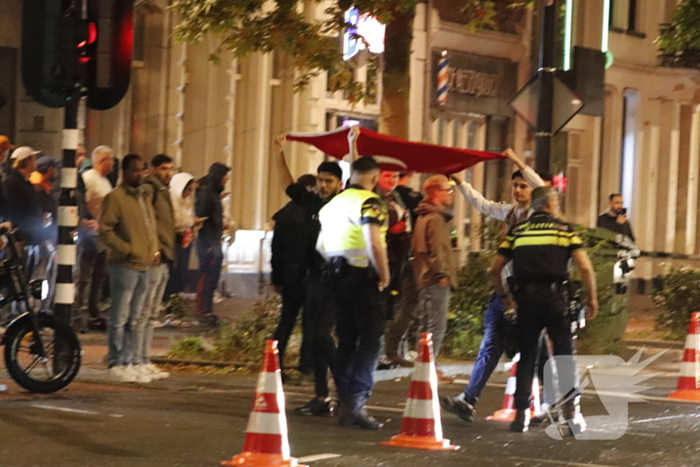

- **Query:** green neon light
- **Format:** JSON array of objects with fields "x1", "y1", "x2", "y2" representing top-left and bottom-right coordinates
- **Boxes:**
[
  {"x1": 563, "y1": 0, "x2": 574, "y2": 70},
  {"x1": 602, "y1": 0, "x2": 611, "y2": 52}
]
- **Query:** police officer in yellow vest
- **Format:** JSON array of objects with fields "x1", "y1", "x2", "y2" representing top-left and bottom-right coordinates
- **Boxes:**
[{"x1": 318, "y1": 156, "x2": 390, "y2": 430}]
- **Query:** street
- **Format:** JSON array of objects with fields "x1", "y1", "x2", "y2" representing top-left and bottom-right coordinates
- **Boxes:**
[{"x1": 0, "y1": 359, "x2": 697, "y2": 467}]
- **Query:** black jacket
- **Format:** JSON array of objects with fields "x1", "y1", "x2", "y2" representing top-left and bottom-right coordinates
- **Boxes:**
[
  {"x1": 4, "y1": 170, "x2": 47, "y2": 245},
  {"x1": 597, "y1": 212, "x2": 635, "y2": 242},
  {"x1": 195, "y1": 163, "x2": 230, "y2": 251},
  {"x1": 284, "y1": 182, "x2": 326, "y2": 277},
  {"x1": 271, "y1": 200, "x2": 315, "y2": 287}
]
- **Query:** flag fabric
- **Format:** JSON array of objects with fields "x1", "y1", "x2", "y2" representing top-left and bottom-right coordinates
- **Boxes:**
[{"x1": 286, "y1": 126, "x2": 504, "y2": 174}]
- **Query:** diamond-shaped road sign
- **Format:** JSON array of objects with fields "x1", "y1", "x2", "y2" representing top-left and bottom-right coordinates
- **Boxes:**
[{"x1": 509, "y1": 73, "x2": 584, "y2": 136}]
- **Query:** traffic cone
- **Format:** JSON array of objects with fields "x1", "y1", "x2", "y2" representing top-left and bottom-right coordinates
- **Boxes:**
[
  {"x1": 486, "y1": 353, "x2": 539, "y2": 422},
  {"x1": 381, "y1": 332, "x2": 459, "y2": 451},
  {"x1": 669, "y1": 312, "x2": 700, "y2": 401},
  {"x1": 222, "y1": 340, "x2": 308, "y2": 467}
]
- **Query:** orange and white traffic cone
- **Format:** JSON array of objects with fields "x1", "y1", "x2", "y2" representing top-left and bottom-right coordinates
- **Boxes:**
[
  {"x1": 381, "y1": 332, "x2": 459, "y2": 451},
  {"x1": 222, "y1": 340, "x2": 307, "y2": 467},
  {"x1": 486, "y1": 353, "x2": 539, "y2": 422},
  {"x1": 669, "y1": 312, "x2": 700, "y2": 401}
]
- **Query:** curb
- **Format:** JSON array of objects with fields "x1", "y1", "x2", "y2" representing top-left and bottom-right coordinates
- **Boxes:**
[{"x1": 623, "y1": 339, "x2": 685, "y2": 349}]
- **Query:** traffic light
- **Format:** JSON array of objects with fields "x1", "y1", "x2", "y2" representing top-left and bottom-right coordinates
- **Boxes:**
[{"x1": 21, "y1": 0, "x2": 134, "y2": 110}]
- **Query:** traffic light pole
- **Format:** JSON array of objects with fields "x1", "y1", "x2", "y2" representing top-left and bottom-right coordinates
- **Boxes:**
[
  {"x1": 55, "y1": 0, "x2": 85, "y2": 326},
  {"x1": 535, "y1": 0, "x2": 557, "y2": 174}
]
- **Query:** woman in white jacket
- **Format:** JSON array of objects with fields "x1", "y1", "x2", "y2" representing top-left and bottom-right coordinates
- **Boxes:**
[{"x1": 165, "y1": 172, "x2": 198, "y2": 298}]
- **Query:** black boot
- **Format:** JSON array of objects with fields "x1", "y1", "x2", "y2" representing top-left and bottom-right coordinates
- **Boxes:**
[
  {"x1": 338, "y1": 393, "x2": 383, "y2": 430},
  {"x1": 509, "y1": 409, "x2": 530, "y2": 433},
  {"x1": 560, "y1": 397, "x2": 586, "y2": 437}
]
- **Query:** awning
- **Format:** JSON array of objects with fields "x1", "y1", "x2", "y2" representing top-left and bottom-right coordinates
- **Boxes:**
[{"x1": 286, "y1": 126, "x2": 504, "y2": 174}]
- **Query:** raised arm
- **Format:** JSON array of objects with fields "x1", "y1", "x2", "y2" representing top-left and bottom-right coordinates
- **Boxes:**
[{"x1": 451, "y1": 173, "x2": 513, "y2": 221}]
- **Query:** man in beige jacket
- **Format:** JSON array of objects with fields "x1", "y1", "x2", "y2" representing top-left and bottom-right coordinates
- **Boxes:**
[
  {"x1": 411, "y1": 175, "x2": 457, "y2": 356},
  {"x1": 100, "y1": 154, "x2": 159, "y2": 383}
]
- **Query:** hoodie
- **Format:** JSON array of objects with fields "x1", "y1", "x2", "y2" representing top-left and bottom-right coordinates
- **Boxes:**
[
  {"x1": 195, "y1": 163, "x2": 230, "y2": 250},
  {"x1": 170, "y1": 172, "x2": 196, "y2": 232},
  {"x1": 411, "y1": 199, "x2": 457, "y2": 289},
  {"x1": 142, "y1": 173, "x2": 175, "y2": 263}
]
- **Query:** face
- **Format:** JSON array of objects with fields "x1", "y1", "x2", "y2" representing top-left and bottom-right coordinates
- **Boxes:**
[
  {"x1": 182, "y1": 180, "x2": 194, "y2": 199},
  {"x1": 317, "y1": 172, "x2": 343, "y2": 200},
  {"x1": 610, "y1": 195, "x2": 623, "y2": 213},
  {"x1": 512, "y1": 176, "x2": 532, "y2": 205},
  {"x1": 220, "y1": 174, "x2": 229, "y2": 188},
  {"x1": 153, "y1": 162, "x2": 174, "y2": 185},
  {"x1": 123, "y1": 158, "x2": 145, "y2": 187},
  {"x1": 432, "y1": 182, "x2": 454, "y2": 207},
  {"x1": 378, "y1": 171, "x2": 399, "y2": 193},
  {"x1": 46, "y1": 166, "x2": 57, "y2": 182},
  {"x1": 25, "y1": 155, "x2": 37, "y2": 173},
  {"x1": 369, "y1": 169, "x2": 380, "y2": 191},
  {"x1": 97, "y1": 153, "x2": 114, "y2": 176}
]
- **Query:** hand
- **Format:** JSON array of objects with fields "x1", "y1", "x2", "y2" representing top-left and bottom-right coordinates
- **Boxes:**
[
  {"x1": 439, "y1": 277, "x2": 450, "y2": 288},
  {"x1": 616, "y1": 214, "x2": 627, "y2": 225},
  {"x1": 378, "y1": 274, "x2": 390, "y2": 292},
  {"x1": 195, "y1": 217, "x2": 208, "y2": 226},
  {"x1": 153, "y1": 251, "x2": 162, "y2": 265},
  {"x1": 275, "y1": 134, "x2": 286, "y2": 147},
  {"x1": 501, "y1": 295, "x2": 516, "y2": 312},
  {"x1": 81, "y1": 219, "x2": 98, "y2": 230},
  {"x1": 449, "y1": 174, "x2": 464, "y2": 185},
  {"x1": 503, "y1": 148, "x2": 525, "y2": 169},
  {"x1": 586, "y1": 297, "x2": 599, "y2": 320}
]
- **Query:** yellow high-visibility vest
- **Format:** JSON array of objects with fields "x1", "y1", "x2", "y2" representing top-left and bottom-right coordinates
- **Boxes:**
[{"x1": 319, "y1": 187, "x2": 387, "y2": 268}]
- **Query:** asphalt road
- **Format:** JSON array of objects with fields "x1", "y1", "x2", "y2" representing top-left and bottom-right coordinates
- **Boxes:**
[{"x1": 0, "y1": 364, "x2": 698, "y2": 467}]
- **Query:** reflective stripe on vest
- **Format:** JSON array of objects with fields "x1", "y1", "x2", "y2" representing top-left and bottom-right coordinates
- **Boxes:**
[{"x1": 319, "y1": 188, "x2": 387, "y2": 268}]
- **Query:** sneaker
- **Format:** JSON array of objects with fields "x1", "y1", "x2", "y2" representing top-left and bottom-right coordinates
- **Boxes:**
[
  {"x1": 213, "y1": 291, "x2": 225, "y2": 304},
  {"x1": 339, "y1": 407, "x2": 383, "y2": 430},
  {"x1": 295, "y1": 397, "x2": 333, "y2": 417},
  {"x1": 439, "y1": 394, "x2": 475, "y2": 422},
  {"x1": 510, "y1": 409, "x2": 530, "y2": 433},
  {"x1": 129, "y1": 365, "x2": 152, "y2": 384},
  {"x1": 144, "y1": 363, "x2": 170, "y2": 380},
  {"x1": 109, "y1": 366, "x2": 136, "y2": 383}
]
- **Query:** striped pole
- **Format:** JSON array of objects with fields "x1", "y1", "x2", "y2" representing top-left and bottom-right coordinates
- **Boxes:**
[
  {"x1": 381, "y1": 333, "x2": 459, "y2": 451},
  {"x1": 222, "y1": 340, "x2": 307, "y2": 467},
  {"x1": 437, "y1": 50, "x2": 449, "y2": 106}
]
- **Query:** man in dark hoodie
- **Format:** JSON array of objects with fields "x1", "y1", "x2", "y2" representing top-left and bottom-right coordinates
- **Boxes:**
[
  {"x1": 411, "y1": 175, "x2": 457, "y2": 357},
  {"x1": 195, "y1": 162, "x2": 230, "y2": 326}
]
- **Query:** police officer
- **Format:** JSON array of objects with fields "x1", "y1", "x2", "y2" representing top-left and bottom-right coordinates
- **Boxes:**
[
  {"x1": 318, "y1": 156, "x2": 389, "y2": 429},
  {"x1": 489, "y1": 186, "x2": 598, "y2": 435}
]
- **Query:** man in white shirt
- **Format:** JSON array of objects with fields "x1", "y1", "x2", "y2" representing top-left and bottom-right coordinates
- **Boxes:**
[
  {"x1": 439, "y1": 149, "x2": 545, "y2": 422},
  {"x1": 76, "y1": 145, "x2": 114, "y2": 330}
]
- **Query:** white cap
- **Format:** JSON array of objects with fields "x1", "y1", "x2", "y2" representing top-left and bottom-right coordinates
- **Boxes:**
[{"x1": 11, "y1": 146, "x2": 40, "y2": 161}]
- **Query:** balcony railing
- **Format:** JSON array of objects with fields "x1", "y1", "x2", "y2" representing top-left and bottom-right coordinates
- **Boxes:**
[{"x1": 657, "y1": 23, "x2": 700, "y2": 70}]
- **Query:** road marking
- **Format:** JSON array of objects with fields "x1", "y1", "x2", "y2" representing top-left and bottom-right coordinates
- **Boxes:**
[
  {"x1": 365, "y1": 405, "x2": 404, "y2": 414},
  {"x1": 31, "y1": 404, "x2": 123, "y2": 418},
  {"x1": 631, "y1": 413, "x2": 700, "y2": 424},
  {"x1": 509, "y1": 457, "x2": 616, "y2": 467},
  {"x1": 297, "y1": 453, "x2": 342, "y2": 463}
]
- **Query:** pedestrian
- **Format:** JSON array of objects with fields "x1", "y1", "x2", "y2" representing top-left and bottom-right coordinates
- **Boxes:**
[
  {"x1": 270, "y1": 173, "x2": 317, "y2": 375},
  {"x1": 410, "y1": 175, "x2": 457, "y2": 357},
  {"x1": 100, "y1": 154, "x2": 159, "y2": 383},
  {"x1": 77, "y1": 146, "x2": 114, "y2": 330},
  {"x1": 29, "y1": 155, "x2": 60, "y2": 308},
  {"x1": 135, "y1": 154, "x2": 176, "y2": 381},
  {"x1": 597, "y1": 193, "x2": 635, "y2": 242},
  {"x1": 195, "y1": 162, "x2": 230, "y2": 327},
  {"x1": 318, "y1": 156, "x2": 389, "y2": 429},
  {"x1": 165, "y1": 172, "x2": 200, "y2": 299},
  {"x1": 394, "y1": 172, "x2": 423, "y2": 229},
  {"x1": 440, "y1": 148, "x2": 545, "y2": 422},
  {"x1": 0, "y1": 135, "x2": 15, "y2": 182},
  {"x1": 491, "y1": 186, "x2": 598, "y2": 434},
  {"x1": 285, "y1": 161, "x2": 344, "y2": 416}
]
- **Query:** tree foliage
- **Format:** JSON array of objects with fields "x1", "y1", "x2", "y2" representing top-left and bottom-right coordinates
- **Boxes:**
[{"x1": 656, "y1": 0, "x2": 700, "y2": 54}]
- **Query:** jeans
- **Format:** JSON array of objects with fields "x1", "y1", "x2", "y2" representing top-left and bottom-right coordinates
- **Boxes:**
[
  {"x1": 77, "y1": 235, "x2": 108, "y2": 318},
  {"x1": 463, "y1": 293, "x2": 506, "y2": 405},
  {"x1": 302, "y1": 274, "x2": 337, "y2": 398},
  {"x1": 384, "y1": 264, "x2": 419, "y2": 359},
  {"x1": 333, "y1": 266, "x2": 385, "y2": 399},
  {"x1": 107, "y1": 265, "x2": 151, "y2": 368},
  {"x1": 135, "y1": 263, "x2": 169, "y2": 365},
  {"x1": 196, "y1": 244, "x2": 223, "y2": 316},
  {"x1": 512, "y1": 284, "x2": 577, "y2": 411},
  {"x1": 272, "y1": 280, "x2": 306, "y2": 372},
  {"x1": 165, "y1": 244, "x2": 192, "y2": 299},
  {"x1": 415, "y1": 282, "x2": 451, "y2": 357}
]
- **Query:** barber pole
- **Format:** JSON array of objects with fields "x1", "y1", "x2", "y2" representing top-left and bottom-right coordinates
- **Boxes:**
[{"x1": 437, "y1": 51, "x2": 449, "y2": 106}]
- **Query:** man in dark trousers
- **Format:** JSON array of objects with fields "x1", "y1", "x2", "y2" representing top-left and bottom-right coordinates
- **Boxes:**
[
  {"x1": 195, "y1": 162, "x2": 230, "y2": 327},
  {"x1": 491, "y1": 186, "x2": 598, "y2": 435},
  {"x1": 270, "y1": 173, "x2": 317, "y2": 375},
  {"x1": 597, "y1": 193, "x2": 635, "y2": 242}
]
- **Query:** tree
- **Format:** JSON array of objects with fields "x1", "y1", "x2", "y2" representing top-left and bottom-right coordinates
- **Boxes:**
[
  {"x1": 172, "y1": 0, "x2": 526, "y2": 139},
  {"x1": 657, "y1": 0, "x2": 700, "y2": 64}
]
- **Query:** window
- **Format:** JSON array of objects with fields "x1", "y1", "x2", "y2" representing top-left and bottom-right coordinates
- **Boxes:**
[{"x1": 610, "y1": 0, "x2": 640, "y2": 33}]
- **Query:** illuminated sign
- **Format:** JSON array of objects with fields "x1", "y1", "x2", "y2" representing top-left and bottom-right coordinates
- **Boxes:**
[
  {"x1": 343, "y1": 8, "x2": 385, "y2": 61},
  {"x1": 448, "y1": 68, "x2": 499, "y2": 98}
]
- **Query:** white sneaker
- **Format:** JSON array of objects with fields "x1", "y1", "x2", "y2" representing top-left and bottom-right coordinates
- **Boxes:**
[
  {"x1": 128, "y1": 365, "x2": 152, "y2": 383},
  {"x1": 109, "y1": 366, "x2": 136, "y2": 383},
  {"x1": 144, "y1": 363, "x2": 170, "y2": 380}
]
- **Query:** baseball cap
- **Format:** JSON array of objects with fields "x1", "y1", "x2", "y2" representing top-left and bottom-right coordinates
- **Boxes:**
[
  {"x1": 37, "y1": 155, "x2": 59, "y2": 173},
  {"x1": 11, "y1": 146, "x2": 41, "y2": 161}
]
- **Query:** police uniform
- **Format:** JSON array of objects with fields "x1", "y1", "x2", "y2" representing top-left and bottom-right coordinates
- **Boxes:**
[
  {"x1": 318, "y1": 184, "x2": 388, "y2": 427},
  {"x1": 498, "y1": 211, "x2": 583, "y2": 417}
]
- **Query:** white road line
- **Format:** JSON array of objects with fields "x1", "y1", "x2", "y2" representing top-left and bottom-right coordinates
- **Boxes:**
[
  {"x1": 632, "y1": 413, "x2": 700, "y2": 424},
  {"x1": 365, "y1": 405, "x2": 405, "y2": 414},
  {"x1": 31, "y1": 404, "x2": 123, "y2": 418},
  {"x1": 297, "y1": 453, "x2": 342, "y2": 463},
  {"x1": 509, "y1": 457, "x2": 616, "y2": 467}
]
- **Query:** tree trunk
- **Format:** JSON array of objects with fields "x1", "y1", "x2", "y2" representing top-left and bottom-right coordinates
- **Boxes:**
[{"x1": 379, "y1": 6, "x2": 415, "y2": 139}]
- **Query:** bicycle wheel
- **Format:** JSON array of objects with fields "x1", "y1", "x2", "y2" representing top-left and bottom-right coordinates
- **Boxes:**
[{"x1": 4, "y1": 314, "x2": 81, "y2": 393}]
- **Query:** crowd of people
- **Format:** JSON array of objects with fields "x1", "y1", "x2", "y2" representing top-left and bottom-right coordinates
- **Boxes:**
[
  {"x1": 269, "y1": 145, "x2": 637, "y2": 435},
  {"x1": 0, "y1": 136, "x2": 231, "y2": 383}
]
